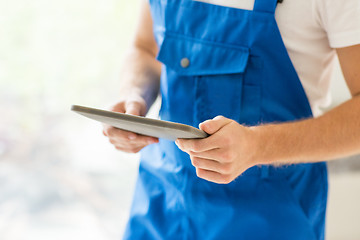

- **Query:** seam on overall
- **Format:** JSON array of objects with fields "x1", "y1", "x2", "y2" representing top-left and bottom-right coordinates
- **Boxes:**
[
  {"x1": 176, "y1": 0, "x2": 273, "y2": 19},
  {"x1": 165, "y1": 32, "x2": 250, "y2": 51}
]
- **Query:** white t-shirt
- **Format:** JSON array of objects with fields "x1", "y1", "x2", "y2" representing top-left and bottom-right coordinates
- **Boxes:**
[{"x1": 196, "y1": 0, "x2": 360, "y2": 117}]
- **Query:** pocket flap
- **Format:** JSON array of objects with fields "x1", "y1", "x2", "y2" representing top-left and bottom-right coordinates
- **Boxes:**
[{"x1": 157, "y1": 34, "x2": 250, "y2": 76}]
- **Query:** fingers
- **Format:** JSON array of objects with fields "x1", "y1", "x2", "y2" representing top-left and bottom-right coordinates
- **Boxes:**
[
  {"x1": 109, "y1": 99, "x2": 146, "y2": 116},
  {"x1": 192, "y1": 156, "x2": 239, "y2": 184},
  {"x1": 176, "y1": 116, "x2": 254, "y2": 184},
  {"x1": 175, "y1": 135, "x2": 219, "y2": 153},
  {"x1": 103, "y1": 125, "x2": 137, "y2": 139},
  {"x1": 115, "y1": 144, "x2": 149, "y2": 153},
  {"x1": 176, "y1": 116, "x2": 233, "y2": 152},
  {"x1": 104, "y1": 125, "x2": 158, "y2": 152},
  {"x1": 105, "y1": 126, "x2": 156, "y2": 143},
  {"x1": 191, "y1": 155, "x2": 232, "y2": 173},
  {"x1": 188, "y1": 148, "x2": 234, "y2": 163},
  {"x1": 109, "y1": 102, "x2": 126, "y2": 113},
  {"x1": 195, "y1": 168, "x2": 233, "y2": 184},
  {"x1": 199, "y1": 115, "x2": 232, "y2": 135},
  {"x1": 102, "y1": 99, "x2": 157, "y2": 153},
  {"x1": 125, "y1": 101, "x2": 144, "y2": 116}
]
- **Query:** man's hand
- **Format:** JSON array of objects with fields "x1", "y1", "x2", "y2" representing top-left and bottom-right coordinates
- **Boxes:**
[
  {"x1": 176, "y1": 116, "x2": 262, "y2": 184},
  {"x1": 103, "y1": 97, "x2": 159, "y2": 153}
]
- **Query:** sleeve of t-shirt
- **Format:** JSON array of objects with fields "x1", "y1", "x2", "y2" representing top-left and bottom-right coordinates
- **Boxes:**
[{"x1": 317, "y1": 0, "x2": 360, "y2": 48}]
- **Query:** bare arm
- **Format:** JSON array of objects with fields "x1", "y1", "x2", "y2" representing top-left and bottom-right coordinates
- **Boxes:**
[
  {"x1": 176, "y1": 44, "x2": 360, "y2": 184},
  {"x1": 257, "y1": 44, "x2": 360, "y2": 164},
  {"x1": 103, "y1": 1, "x2": 162, "y2": 153},
  {"x1": 118, "y1": 0, "x2": 161, "y2": 114}
]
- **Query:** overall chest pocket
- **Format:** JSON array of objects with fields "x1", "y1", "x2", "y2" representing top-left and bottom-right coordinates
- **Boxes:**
[{"x1": 157, "y1": 33, "x2": 261, "y2": 126}]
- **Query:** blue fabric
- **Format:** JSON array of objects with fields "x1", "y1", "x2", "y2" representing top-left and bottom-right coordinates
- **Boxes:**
[{"x1": 123, "y1": 0, "x2": 328, "y2": 239}]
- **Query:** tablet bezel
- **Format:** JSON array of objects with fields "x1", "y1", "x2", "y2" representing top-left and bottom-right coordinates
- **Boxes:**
[{"x1": 71, "y1": 105, "x2": 208, "y2": 140}]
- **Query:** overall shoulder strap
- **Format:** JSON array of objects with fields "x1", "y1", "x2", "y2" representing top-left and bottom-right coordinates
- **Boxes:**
[{"x1": 253, "y1": 0, "x2": 280, "y2": 14}]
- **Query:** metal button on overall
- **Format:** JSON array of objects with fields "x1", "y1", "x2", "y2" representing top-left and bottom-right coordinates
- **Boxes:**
[{"x1": 180, "y1": 58, "x2": 190, "y2": 68}]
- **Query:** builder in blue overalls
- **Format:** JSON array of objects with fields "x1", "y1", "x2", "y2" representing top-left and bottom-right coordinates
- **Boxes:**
[{"x1": 103, "y1": 0, "x2": 360, "y2": 239}]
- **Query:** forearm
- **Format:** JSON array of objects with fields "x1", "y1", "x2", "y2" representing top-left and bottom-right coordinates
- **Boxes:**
[
  {"x1": 119, "y1": 46, "x2": 161, "y2": 112},
  {"x1": 117, "y1": 0, "x2": 161, "y2": 114},
  {"x1": 257, "y1": 96, "x2": 360, "y2": 165}
]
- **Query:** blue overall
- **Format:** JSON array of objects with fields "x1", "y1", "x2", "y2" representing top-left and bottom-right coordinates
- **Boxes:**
[{"x1": 123, "y1": 0, "x2": 328, "y2": 239}]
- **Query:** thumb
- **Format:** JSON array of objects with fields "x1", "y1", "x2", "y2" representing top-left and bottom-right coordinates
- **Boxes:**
[
  {"x1": 125, "y1": 101, "x2": 144, "y2": 116},
  {"x1": 199, "y1": 116, "x2": 232, "y2": 135}
]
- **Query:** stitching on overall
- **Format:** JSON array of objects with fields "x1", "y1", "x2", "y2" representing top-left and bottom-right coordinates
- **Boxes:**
[{"x1": 165, "y1": 32, "x2": 250, "y2": 51}]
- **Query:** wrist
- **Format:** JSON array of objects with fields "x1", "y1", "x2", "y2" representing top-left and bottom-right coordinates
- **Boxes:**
[{"x1": 250, "y1": 124, "x2": 283, "y2": 166}]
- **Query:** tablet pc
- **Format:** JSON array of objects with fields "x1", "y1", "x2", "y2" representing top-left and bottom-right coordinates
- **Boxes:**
[{"x1": 71, "y1": 105, "x2": 208, "y2": 140}]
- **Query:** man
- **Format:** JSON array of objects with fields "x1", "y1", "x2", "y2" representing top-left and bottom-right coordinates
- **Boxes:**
[{"x1": 103, "y1": 0, "x2": 360, "y2": 239}]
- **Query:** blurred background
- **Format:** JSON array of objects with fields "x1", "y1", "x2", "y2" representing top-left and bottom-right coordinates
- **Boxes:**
[{"x1": 0, "y1": 0, "x2": 359, "y2": 239}]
